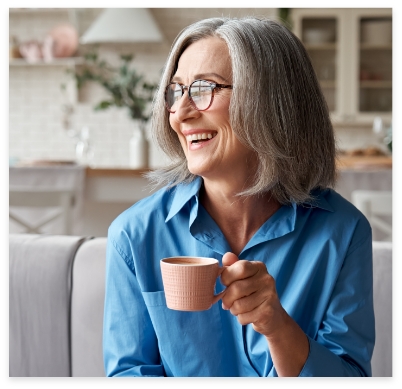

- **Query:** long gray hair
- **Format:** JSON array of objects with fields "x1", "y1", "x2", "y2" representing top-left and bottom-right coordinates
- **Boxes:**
[{"x1": 146, "y1": 17, "x2": 337, "y2": 205}]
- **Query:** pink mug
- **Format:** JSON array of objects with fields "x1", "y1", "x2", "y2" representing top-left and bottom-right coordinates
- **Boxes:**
[{"x1": 160, "y1": 256, "x2": 226, "y2": 311}]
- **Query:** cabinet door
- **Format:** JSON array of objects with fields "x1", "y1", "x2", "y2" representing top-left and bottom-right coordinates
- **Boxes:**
[
  {"x1": 351, "y1": 8, "x2": 392, "y2": 122},
  {"x1": 292, "y1": 9, "x2": 343, "y2": 120}
]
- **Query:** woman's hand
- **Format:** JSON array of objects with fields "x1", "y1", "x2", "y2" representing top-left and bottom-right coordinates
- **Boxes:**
[
  {"x1": 220, "y1": 252, "x2": 309, "y2": 376},
  {"x1": 220, "y1": 252, "x2": 287, "y2": 338}
]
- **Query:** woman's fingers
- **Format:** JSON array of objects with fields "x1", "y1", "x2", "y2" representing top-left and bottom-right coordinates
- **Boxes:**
[
  {"x1": 220, "y1": 259, "x2": 262, "y2": 286},
  {"x1": 219, "y1": 258, "x2": 285, "y2": 337},
  {"x1": 221, "y1": 261, "x2": 272, "y2": 307}
]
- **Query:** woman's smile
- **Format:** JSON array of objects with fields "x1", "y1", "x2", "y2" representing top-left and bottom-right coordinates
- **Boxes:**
[{"x1": 183, "y1": 130, "x2": 218, "y2": 150}]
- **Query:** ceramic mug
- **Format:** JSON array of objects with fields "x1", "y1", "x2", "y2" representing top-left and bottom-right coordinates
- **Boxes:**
[{"x1": 160, "y1": 256, "x2": 226, "y2": 311}]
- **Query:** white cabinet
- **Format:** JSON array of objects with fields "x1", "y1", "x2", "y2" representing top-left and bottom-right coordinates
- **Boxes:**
[{"x1": 291, "y1": 8, "x2": 392, "y2": 125}]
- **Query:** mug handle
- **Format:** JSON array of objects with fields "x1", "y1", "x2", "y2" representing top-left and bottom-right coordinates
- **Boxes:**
[{"x1": 212, "y1": 266, "x2": 227, "y2": 305}]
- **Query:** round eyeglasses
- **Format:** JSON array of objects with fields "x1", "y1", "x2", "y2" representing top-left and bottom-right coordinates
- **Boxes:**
[{"x1": 164, "y1": 79, "x2": 232, "y2": 113}]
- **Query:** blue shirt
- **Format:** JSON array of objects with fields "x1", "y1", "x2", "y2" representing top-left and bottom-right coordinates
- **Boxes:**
[{"x1": 103, "y1": 176, "x2": 375, "y2": 377}]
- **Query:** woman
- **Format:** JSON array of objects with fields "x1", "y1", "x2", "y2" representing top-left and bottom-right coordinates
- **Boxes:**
[{"x1": 103, "y1": 17, "x2": 374, "y2": 377}]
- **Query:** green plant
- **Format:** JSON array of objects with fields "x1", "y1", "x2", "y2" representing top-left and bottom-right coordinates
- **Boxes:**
[
  {"x1": 64, "y1": 50, "x2": 158, "y2": 123},
  {"x1": 278, "y1": 8, "x2": 292, "y2": 30}
]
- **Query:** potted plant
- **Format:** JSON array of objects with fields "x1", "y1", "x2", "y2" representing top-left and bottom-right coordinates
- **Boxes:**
[{"x1": 64, "y1": 49, "x2": 158, "y2": 168}]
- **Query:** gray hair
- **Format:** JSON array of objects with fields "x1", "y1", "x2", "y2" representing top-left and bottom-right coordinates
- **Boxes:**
[{"x1": 146, "y1": 17, "x2": 337, "y2": 205}]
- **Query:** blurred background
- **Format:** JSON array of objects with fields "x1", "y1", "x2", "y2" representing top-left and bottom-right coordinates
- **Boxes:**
[{"x1": 8, "y1": 8, "x2": 393, "y2": 239}]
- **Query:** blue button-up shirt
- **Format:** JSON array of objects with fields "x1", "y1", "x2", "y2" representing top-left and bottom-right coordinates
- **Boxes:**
[{"x1": 103, "y1": 177, "x2": 374, "y2": 377}]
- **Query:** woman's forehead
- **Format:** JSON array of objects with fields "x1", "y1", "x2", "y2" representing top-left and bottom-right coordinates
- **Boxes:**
[{"x1": 174, "y1": 37, "x2": 232, "y2": 82}]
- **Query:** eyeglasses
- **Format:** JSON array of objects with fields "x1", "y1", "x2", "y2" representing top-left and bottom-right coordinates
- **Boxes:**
[{"x1": 164, "y1": 79, "x2": 232, "y2": 113}]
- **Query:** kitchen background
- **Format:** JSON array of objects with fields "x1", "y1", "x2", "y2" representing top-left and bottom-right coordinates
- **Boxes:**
[{"x1": 8, "y1": 7, "x2": 393, "y2": 238}]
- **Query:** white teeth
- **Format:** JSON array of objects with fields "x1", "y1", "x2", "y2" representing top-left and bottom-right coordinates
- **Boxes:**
[{"x1": 185, "y1": 133, "x2": 216, "y2": 142}]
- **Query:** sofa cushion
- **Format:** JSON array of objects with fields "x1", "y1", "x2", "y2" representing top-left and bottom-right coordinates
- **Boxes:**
[
  {"x1": 70, "y1": 237, "x2": 107, "y2": 377},
  {"x1": 9, "y1": 234, "x2": 87, "y2": 377}
]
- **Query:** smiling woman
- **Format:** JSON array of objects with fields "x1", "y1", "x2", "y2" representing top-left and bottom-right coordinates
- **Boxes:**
[
  {"x1": 103, "y1": 17, "x2": 375, "y2": 377},
  {"x1": 148, "y1": 18, "x2": 336, "y2": 204}
]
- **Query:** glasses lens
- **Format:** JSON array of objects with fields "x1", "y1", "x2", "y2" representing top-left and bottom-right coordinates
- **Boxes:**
[
  {"x1": 165, "y1": 83, "x2": 182, "y2": 112},
  {"x1": 189, "y1": 80, "x2": 212, "y2": 110}
]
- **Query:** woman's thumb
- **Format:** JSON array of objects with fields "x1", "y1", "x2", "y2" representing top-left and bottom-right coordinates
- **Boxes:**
[{"x1": 222, "y1": 252, "x2": 239, "y2": 266}]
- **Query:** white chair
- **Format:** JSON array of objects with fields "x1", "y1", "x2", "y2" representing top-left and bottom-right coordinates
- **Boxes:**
[
  {"x1": 9, "y1": 188, "x2": 75, "y2": 235},
  {"x1": 351, "y1": 190, "x2": 392, "y2": 241}
]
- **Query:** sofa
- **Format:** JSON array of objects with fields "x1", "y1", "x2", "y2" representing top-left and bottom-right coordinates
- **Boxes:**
[{"x1": 9, "y1": 234, "x2": 392, "y2": 377}]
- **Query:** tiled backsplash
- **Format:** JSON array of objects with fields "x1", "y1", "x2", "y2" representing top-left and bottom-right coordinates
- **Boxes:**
[{"x1": 9, "y1": 8, "x2": 388, "y2": 168}]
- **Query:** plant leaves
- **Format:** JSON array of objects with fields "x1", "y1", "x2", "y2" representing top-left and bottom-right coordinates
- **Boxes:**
[{"x1": 65, "y1": 49, "x2": 158, "y2": 122}]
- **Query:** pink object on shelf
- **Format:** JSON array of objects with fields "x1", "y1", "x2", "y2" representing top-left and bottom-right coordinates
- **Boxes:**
[
  {"x1": 48, "y1": 23, "x2": 79, "y2": 58},
  {"x1": 19, "y1": 40, "x2": 42, "y2": 63},
  {"x1": 18, "y1": 23, "x2": 78, "y2": 63}
]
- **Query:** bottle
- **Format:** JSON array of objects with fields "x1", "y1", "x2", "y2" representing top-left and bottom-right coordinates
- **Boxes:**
[
  {"x1": 129, "y1": 122, "x2": 149, "y2": 169},
  {"x1": 9, "y1": 36, "x2": 22, "y2": 60},
  {"x1": 75, "y1": 126, "x2": 94, "y2": 166}
]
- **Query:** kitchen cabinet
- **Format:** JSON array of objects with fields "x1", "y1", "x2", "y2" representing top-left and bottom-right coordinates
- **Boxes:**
[{"x1": 291, "y1": 8, "x2": 392, "y2": 125}]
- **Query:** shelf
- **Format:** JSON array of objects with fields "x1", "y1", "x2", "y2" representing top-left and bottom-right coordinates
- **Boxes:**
[
  {"x1": 9, "y1": 57, "x2": 84, "y2": 67},
  {"x1": 359, "y1": 81, "x2": 392, "y2": 88},
  {"x1": 360, "y1": 43, "x2": 392, "y2": 50},
  {"x1": 337, "y1": 155, "x2": 392, "y2": 170},
  {"x1": 304, "y1": 43, "x2": 337, "y2": 50}
]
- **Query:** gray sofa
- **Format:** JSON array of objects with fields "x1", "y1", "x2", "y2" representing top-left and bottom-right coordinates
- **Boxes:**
[{"x1": 9, "y1": 234, "x2": 392, "y2": 377}]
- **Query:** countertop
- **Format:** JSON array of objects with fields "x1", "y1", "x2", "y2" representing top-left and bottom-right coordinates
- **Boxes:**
[
  {"x1": 85, "y1": 167, "x2": 149, "y2": 177},
  {"x1": 12, "y1": 155, "x2": 392, "y2": 177},
  {"x1": 85, "y1": 155, "x2": 392, "y2": 177},
  {"x1": 336, "y1": 155, "x2": 392, "y2": 170}
]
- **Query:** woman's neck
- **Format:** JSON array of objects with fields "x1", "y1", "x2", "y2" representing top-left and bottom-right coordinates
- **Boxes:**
[{"x1": 199, "y1": 179, "x2": 281, "y2": 256}]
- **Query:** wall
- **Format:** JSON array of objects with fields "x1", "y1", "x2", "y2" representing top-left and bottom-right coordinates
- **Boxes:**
[{"x1": 9, "y1": 8, "x2": 387, "y2": 168}]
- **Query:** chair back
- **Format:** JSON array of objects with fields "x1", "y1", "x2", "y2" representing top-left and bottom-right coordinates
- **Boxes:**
[
  {"x1": 9, "y1": 188, "x2": 74, "y2": 235},
  {"x1": 351, "y1": 190, "x2": 392, "y2": 241}
]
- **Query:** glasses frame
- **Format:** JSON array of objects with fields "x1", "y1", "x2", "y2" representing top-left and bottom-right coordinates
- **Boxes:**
[{"x1": 164, "y1": 79, "x2": 232, "y2": 113}]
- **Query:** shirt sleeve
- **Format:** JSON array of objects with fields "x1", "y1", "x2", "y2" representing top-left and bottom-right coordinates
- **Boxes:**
[
  {"x1": 299, "y1": 231, "x2": 375, "y2": 377},
  {"x1": 103, "y1": 232, "x2": 165, "y2": 377}
]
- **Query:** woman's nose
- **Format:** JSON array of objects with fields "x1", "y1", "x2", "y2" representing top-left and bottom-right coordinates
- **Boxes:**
[{"x1": 172, "y1": 90, "x2": 201, "y2": 122}]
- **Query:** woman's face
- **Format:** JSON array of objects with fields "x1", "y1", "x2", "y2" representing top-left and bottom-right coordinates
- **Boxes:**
[{"x1": 169, "y1": 36, "x2": 256, "y2": 183}]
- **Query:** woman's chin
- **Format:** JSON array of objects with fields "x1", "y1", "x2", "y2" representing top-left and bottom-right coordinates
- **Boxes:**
[{"x1": 187, "y1": 162, "x2": 213, "y2": 178}]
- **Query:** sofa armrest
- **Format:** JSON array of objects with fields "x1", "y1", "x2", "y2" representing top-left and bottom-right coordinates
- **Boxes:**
[
  {"x1": 371, "y1": 241, "x2": 392, "y2": 377},
  {"x1": 9, "y1": 234, "x2": 87, "y2": 377}
]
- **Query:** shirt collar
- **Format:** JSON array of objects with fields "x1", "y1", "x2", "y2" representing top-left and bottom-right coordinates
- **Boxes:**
[
  {"x1": 165, "y1": 177, "x2": 203, "y2": 222},
  {"x1": 301, "y1": 188, "x2": 334, "y2": 213},
  {"x1": 165, "y1": 178, "x2": 334, "y2": 223}
]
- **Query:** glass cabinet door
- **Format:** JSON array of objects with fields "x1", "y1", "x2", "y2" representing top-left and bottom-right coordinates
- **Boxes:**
[
  {"x1": 358, "y1": 17, "x2": 392, "y2": 113},
  {"x1": 301, "y1": 17, "x2": 338, "y2": 113}
]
